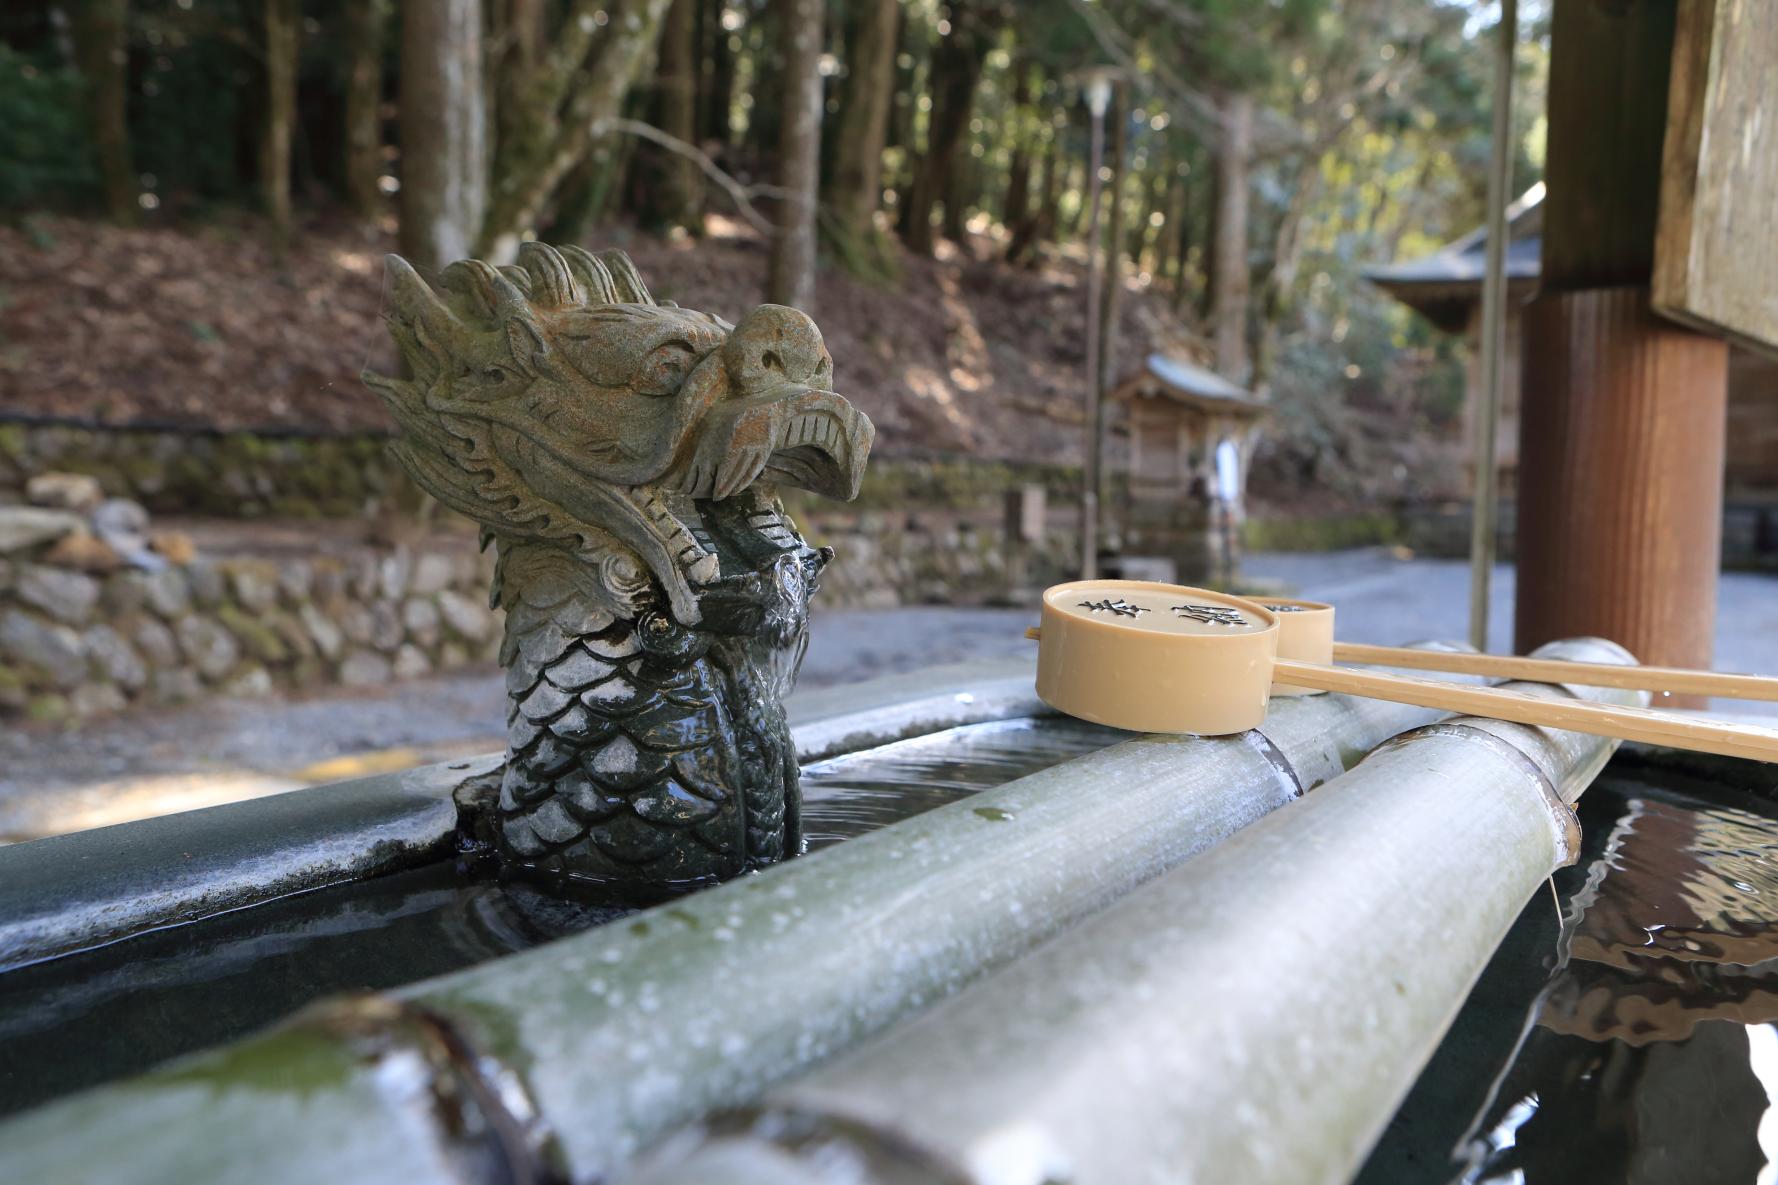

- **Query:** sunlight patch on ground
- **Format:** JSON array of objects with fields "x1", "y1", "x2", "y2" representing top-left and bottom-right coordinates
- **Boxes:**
[
  {"x1": 0, "y1": 738, "x2": 501, "y2": 845},
  {"x1": 330, "y1": 249, "x2": 375, "y2": 275},
  {"x1": 0, "y1": 773, "x2": 304, "y2": 846},
  {"x1": 901, "y1": 364, "x2": 975, "y2": 436}
]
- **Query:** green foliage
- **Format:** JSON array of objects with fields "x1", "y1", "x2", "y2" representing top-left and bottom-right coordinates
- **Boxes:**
[
  {"x1": 0, "y1": 46, "x2": 97, "y2": 209},
  {"x1": 127, "y1": 0, "x2": 259, "y2": 207}
]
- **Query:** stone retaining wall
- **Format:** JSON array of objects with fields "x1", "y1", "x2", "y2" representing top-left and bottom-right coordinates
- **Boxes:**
[
  {"x1": 0, "y1": 539, "x2": 501, "y2": 723},
  {"x1": 0, "y1": 419, "x2": 421, "y2": 519},
  {"x1": 800, "y1": 506, "x2": 1084, "y2": 608},
  {"x1": 0, "y1": 416, "x2": 1089, "y2": 525},
  {"x1": 0, "y1": 420, "x2": 1102, "y2": 721}
]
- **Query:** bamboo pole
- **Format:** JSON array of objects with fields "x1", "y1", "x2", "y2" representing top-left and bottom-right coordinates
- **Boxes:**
[
  {"x1": 624, "y1": 639, "x2": 1641, "y2": 1185},
  {"x1": 1332, "y1": 641, "x2": 1778, "y2": 703},
  {"x1": 0, "y1": 653, "x2": 1474, "y2": 1184},
  {"x1": 1273, "y1": 658, "x2": 1778, "y2": 763}
]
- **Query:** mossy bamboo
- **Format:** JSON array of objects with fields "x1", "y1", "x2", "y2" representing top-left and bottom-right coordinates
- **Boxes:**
[
  {"x1": 626, "y1": 638, "x2": 1644, "y2": 1185},
  {"x1": 0, "y1": 652, "x2": 1470, "y2": 1183}
]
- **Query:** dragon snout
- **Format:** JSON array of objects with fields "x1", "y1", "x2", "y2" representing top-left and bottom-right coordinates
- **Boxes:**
[
  {"x1": 723, "y1": 304, "x2": 834, "y2": 392},
  {"x1": 672, "y1": 306, "x2": 872, "y2": 503}
]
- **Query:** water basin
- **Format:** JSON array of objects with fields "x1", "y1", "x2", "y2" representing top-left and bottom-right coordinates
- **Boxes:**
[
  {"x1": 1361, "y1": 752, "x2": 1778, "y2": 1184},
  {"x1": 0, "y1": 714, "x2": 1118, "y2": 1119}
]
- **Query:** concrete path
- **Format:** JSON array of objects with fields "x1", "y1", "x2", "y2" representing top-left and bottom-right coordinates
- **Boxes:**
[
  {"x1": 1244, "y1": 549, "x2": 1778, "y2": 676},
  {"x1": 5, "y1": 553, "x2": 1775, "y2": 841},
  {"x1": 0, "y1": 606, "x2": 1035, "y2": 842}
]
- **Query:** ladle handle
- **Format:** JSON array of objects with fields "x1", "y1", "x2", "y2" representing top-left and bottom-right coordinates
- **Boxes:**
[
  {"x1": 1330, "y1": 642, "x2": 1778, "y2": 703},
  {"x1": 1272, "y1": 659, "x2": 1778, "y2": 764}
]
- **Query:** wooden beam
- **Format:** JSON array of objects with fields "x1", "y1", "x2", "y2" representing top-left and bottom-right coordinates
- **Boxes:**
[
  {"x1": 1653, "y1": 0, "x2": 1778, "y2": 356},
  {"x1": 1540, "y1": 0, "x2": 1676, "y2": 290}
]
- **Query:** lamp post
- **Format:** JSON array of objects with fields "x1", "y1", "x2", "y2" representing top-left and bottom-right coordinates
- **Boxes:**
[
  {"x1": 1469, "y1": 0, "x2": 1516, "y2": 651},
  {"x1": 1079, "y1": 70, "x2": 1114, "y2": 580}
]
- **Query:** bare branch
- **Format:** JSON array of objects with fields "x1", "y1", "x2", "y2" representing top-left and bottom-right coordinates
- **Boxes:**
[{"x1": 591, "y1": 118, "x2": 786, "y2": 235}]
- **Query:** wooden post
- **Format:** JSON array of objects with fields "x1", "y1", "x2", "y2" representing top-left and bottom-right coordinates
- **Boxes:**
[{"x1": 1513, "y1": 0, "x2": 1730, "y2": 691}]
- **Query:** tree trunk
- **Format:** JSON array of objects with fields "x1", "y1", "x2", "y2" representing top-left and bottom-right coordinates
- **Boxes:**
[
  {"x1": 700, "y1": 0, "x2": 736, "y2": 150},
  {"x1": 766, "y1": 0, "x2": 823, "y2": 310},
  {"x1": 897, "y1": 6, "x2": 997, "y2": 256},
  {"x1": 71, "y1": 0, "x2": 135, "y2": 225},
  {"x1": 261, "y1": 0, "x2": 299, "y2": 254},
  {"x1": 943, "y1": 147, "x2": 974, "y2": 243},
  {"x1": 886, "y1": 5, "x2": 916, "y2": 157},
  {"x1": 1004, "y1": 130, "x2": 1056, "y2": 267},
  {"x1": 645, "y1": 0, "x2": 701, "y2": 232},
  {"x1": 509, "y1": 0, "x2": 545, "y2": 68},
  {"x1": 1133, "y1": 155, "x2": 1169, "y2": 270},
  {"x1": 1167, "y1": 164, "x2": 1193, "y2": 309},
  {"x1": 825, "y1": 0, "x2": 898, "y2": 244},
  {"x1": 1251, "y1": 151, "x2": 1322, "y2": 389},
  {"x1": 1001, "y1": 57, "x2": 1033, "y2": 231},
  {"x1": 342, "y1": 0, "x2": 387, "y2": 219},
  {"x1": 494, "y1": 0, "x2": 546, "y2": 149},
  {"x1": 744, "y1": 5, "x2": 784, "y2": 164},
  {"x1": 1098, "y1": 82, "x2": 1127, "y2": 398},
  {"x1": 477, "y1": 0, "x2": 674, "y2": 262},
  {"x1": 1210, "y1": 92, "x2": 1253, "y2": 383},
  {"x1": 400, "y1": 0, "x2": 487, "y2": 270}
]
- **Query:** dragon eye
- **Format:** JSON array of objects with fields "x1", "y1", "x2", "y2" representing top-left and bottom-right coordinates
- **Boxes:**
[
  {"x1": 634, "y1": 341, "x2": 697, "y2": 397},
  {"x1": 483, "y1": 366, "x2": 509, "y2": 384}
]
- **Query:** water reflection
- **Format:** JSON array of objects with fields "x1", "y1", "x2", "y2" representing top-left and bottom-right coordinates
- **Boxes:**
[
  {"x1": 1365, "y1": 760, "x2": 1778, "y2": 1185},
  {"x1": 799, "y1": 716, "x2": 1125, "y2": 850}
]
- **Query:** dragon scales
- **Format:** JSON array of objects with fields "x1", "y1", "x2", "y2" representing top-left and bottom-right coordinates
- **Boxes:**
[{"x1": 365, "y1": 244, "x2": 873, "y2": 891}]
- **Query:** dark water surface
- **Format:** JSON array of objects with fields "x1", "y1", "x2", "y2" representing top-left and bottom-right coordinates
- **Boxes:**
[
  {"x1": 799, "y1": 716, "x2": 1124, "y2": 850},
  {"x1": 0, "y1": 715, "x2": 1116, "y2": 1119},
  {"x1": 1361, "y1": 753, "x2": 1778, "y2": 1185}
]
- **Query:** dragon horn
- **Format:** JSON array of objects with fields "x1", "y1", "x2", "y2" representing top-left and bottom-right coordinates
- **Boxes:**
[
  {"x1": 381, "y1": 255, "x2": 464, "y2": 380},
  {"x1": 439, "y1": 259, "x2": 511, "y2": 323},
  {"x1": 517, "y1": 242, "x2": 584, "y2": 309},
  {"x1": 382, "y1": 255, "x2": 460, "y2": 336},
  {"x1": 596, "y1": 250, "x2": 655, "y2": 305},
  {"x1": 559, "y1": 245, "x2": 620, "y2": 305}
]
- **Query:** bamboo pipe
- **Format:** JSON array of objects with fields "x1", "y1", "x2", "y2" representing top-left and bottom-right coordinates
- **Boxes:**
[
  {"x1": 1330, "y1": 641, "x2": 1778, "y2": 703},
  {"x1": 620, "y1": 642, "x2": 1639, "y2": 1185},
  {"x1": 0, "y1": 658, "x2": 1468, "y2": 1185}
]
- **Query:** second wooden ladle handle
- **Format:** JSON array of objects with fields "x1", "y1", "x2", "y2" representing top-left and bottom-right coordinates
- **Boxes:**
[
  {"x1": 1274, "y1": 659, "x2": 1778, "y2": 764},
  {"x1": 1331, "y1": 642, "x2": 1778, "y2": 703}
]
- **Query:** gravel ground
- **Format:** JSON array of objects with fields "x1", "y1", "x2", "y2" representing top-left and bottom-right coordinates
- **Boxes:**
[{"x1": 5, "y1": 552, "x2": 1775, "y2": 840}]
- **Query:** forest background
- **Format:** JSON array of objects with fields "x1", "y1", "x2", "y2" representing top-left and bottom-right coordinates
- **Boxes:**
[{"x1": 0, "y1": 0, "x2": 1544, "y2": 512}]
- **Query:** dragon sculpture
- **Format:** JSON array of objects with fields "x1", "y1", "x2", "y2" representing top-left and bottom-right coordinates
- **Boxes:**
[{"x1": 365, "y1": 243, "x2": 873, "y2": 892}]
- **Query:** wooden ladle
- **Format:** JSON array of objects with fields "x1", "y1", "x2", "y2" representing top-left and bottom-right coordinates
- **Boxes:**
[
  {"x1": 1028, "y1": 580, "x2": 1778, "y2": 763},
  {"x1": 1245, "y1": 595, "x2": 1778, "y2": 702}
]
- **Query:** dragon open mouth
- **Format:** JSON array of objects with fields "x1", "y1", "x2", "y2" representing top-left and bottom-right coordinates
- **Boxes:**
[
  {"x1": 644, "y1": 385, "x2": 873, "y2": 621},
  {"x1": 675, "y1": 387, "x2": 872, "y2": 503}
]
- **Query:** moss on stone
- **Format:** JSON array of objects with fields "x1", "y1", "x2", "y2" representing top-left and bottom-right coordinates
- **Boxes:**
[
  {"x1": 1245, "y1": 513, "x2": 1402, "y2": 553},
  {"x1": 216, "y1": 605, "x2": 290, "y2": 664},
  {"x1": 25, "y1": 693, "x2": 70, "y2": 723}
]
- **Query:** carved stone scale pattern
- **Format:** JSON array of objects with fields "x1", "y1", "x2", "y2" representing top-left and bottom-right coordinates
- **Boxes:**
[{"x1": 367, "y1": 243, "x2": 873, "y2": 891}]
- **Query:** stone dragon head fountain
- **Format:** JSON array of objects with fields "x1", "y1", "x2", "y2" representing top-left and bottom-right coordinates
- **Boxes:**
[{"x1": 365, "y1": 243, "x2": 873, "y2": 892}]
